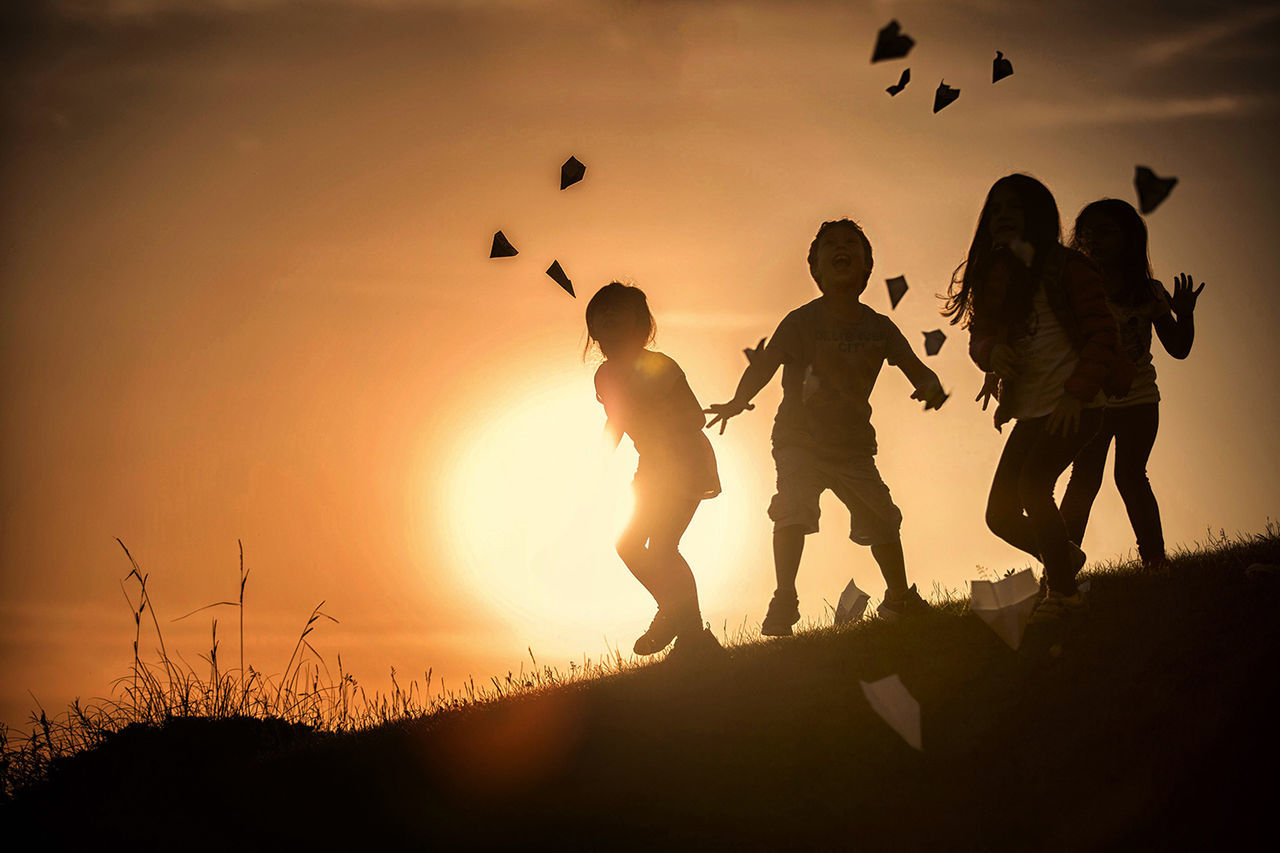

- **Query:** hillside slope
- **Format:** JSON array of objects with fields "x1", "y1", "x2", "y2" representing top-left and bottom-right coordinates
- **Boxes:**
[{"x1": 9, "y1": 529, "x2": 1280, "y2": 850}]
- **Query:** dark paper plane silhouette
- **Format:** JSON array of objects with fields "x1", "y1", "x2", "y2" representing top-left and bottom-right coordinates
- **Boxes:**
[
  {"x1": 546, "y1": 260, "x2": 574, "y2": 297},
  {"x1": 490, "y1": 231, "x2": 518, "y2": 258},
  {"x1": 886, "y1": 68, "x2": 910, "y2": 96},
  {"x1": 923, "y1": 329, "x2": 946, "y2": 356},
  {"x1": 993, "y1": 51, "x2": 1013, "y2": 83},
  {"x1": 744, "y1": 337, "x2": 767, "y2": 365},
  {"x1": 1134, "y1": 166, "x2": 1177, "y2": 214},
  {"x1": 560, "y1": 156, "x2": 586, "y2": 190},
  {"x1": 933, "y1": 81, "x2": 960, "y2": 113},
  {"x1": 872, "y1": 20, "x2": 914, "y2": 63},
  {"x1": 886, "y1": 276, "x2": 908, "y2": 308}
]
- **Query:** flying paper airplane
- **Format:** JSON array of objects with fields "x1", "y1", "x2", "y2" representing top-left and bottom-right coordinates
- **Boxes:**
[
  {"x1": 835, "y1": 580, "x2": 870, "y2": 625},
  {"x1": 970, "y1": 568, "x2": 1040, "y2": 650},
  {"x1": 923, "y1": 329, "x2": 946, "y2": 356},
  {"x1": 743, "y1": 337, "x2": 767, "y2": 365},
  {"x1": 933, "y1": 80, "x2": 960, "y2": 113},
  {"x1": 992, "y1": 50, "x2": 1013, "y2": 83},
  {"x1": 1134, "y1": 166, "x2": 1177, "y2": 214},
  {"x1": 490, "y1": 231, "x2": 518, "y2": 258},
  {"x1": 546, "y1": 260, "x2": 574, "y2": 297},
  {"x1": 871, "y1": 20, "x2": 914, "y2": 63},
  {"x1": 886, "y1": 68, "x2": 910, "y2": 96},
  {"x1": 886, "y1": 275, "x2": 908, "y2": 308},
  {"x1": 859, "y1": 674, "x2": 922, "y2": 750},
  {"x1": 560, "y1": 156, "x2": 586, "y2": 190}
]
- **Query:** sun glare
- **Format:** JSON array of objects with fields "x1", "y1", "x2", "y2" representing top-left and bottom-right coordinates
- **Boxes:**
[{"x1": 437, "y1": 374, "x2": 750, "y2": 637}]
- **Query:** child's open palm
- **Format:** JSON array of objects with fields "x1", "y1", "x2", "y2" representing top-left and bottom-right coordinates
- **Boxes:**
[{"x1": 1170, "y1": 272, "x2": 1205, "y2": 316}]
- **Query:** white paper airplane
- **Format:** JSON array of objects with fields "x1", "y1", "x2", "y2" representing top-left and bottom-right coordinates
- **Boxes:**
[
  {"x1": 859, "y1": 674, "x2": 922, "y2": 750},
  {"x1": 970, "y1": 568, "x2": 1039, "y2": 650},
  {"x1": 835, "y1": 579, "x2": 870, "y2": 624}
]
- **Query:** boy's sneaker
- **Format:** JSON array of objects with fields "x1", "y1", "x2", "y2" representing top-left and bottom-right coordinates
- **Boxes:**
[
  {"x1": 876, "y1": 584, "x2": 930, "y2": 623},
  {"x1": 1027, "y1": 590, "x2": 1086, "y2": 626},
  {"x1": 761, "y1": 592, "x2": 800, "y2": 637},
  {"x1": 666, "y1": 626, "x2": 727, "y2": 664},
  {"x1": 633, "y1": 609, "x2": 681, "y2": 655}
]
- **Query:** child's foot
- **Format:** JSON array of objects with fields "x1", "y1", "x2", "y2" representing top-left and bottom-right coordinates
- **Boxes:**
[
  {"x1": 761, "y1": 591, "x2": 800, "y2": 637},
  {"x1": 1141, "y1": 554, "x2": 1171, "y2": 576},
  {"x1": 633, "y1": 609, "x2": 681, "y2": 655},
  {"x1": 876, "y1": 584, "x2": 929, "y2": 622},
  {"x1": 1028, "y1": 590, "x2": 1087, "y2": 626},
  {"x1": 666, "y1": 626, "x2": 727, "y2": 664},
  {"x1": 1069, "y1": 542, "x2": 1087, "y2": 579}
]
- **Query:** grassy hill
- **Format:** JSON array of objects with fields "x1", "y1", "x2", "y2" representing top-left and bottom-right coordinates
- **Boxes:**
[{"x1": 5, "y1": 526, "x2": 1279, "y2": 850}]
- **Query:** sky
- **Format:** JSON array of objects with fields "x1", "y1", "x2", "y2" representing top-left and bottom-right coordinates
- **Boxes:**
[{"x1": 2, "y1": 0, "x2": 1278, "y2": 729}]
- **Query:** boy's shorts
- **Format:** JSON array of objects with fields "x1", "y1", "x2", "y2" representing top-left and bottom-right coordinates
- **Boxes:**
[{"x1": 768, "y1": 444, "x2": 902, "y2": 545}]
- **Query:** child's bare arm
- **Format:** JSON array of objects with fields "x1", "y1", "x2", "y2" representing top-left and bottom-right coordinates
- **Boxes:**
[
  {"x1": 705, "y1": 339, "x2": 780, "y2": 433},
  {"x1": 896, "y1": 350, "x2": 948, "y2": 410},
  {"x1": 1153, "y1": 273, "x2": 1202, "y2": 359}
]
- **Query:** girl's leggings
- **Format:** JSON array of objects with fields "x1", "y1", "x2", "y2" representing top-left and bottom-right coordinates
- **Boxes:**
[
  {"x1": 986, "y1": 407, "x2": 1104, "y2": 594},
  {"x1": 1060, "y1": 402, "x2": 1164, "y2": 563}
]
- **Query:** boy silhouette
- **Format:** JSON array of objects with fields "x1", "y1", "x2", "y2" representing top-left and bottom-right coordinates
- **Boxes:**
[{"x1": 706, "y1": 219, "x2": 947, "y2": 635}]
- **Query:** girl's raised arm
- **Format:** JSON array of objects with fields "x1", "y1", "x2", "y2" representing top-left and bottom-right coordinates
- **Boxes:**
[{"x1": 1153, "y1": 272, "x2": 1203, "y2": 359}]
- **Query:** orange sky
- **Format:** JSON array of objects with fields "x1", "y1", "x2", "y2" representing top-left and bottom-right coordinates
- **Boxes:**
[{"x1": 3, "y1": 0, "x2": 1278, "y2": 728}]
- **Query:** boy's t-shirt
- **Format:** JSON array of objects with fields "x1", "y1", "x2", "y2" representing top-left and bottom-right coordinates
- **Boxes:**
[{"x1": 766, "y1": 298, "x2": 913, "y2": 457}]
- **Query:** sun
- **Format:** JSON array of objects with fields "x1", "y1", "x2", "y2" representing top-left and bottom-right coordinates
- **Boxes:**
[{"x1": 435, "y1": 373, "x2": 749, "y2": 637}]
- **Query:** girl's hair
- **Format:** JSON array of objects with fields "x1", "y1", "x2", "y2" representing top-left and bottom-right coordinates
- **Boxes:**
[
  {"x1": 1070, "y1": 198, "x2": 1153, "y2": 305},
  {"x1": 943, "y1": 173, "x2": 1062, "y2": 329},
  {"x1": 584, "y1": 281, "x2": 656, "y2": 359}
]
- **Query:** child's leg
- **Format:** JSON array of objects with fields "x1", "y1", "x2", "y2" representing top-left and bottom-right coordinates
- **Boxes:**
[
  {"x1": 616, "y1": 488, "x2": 666, "y2": 607},
  {"x1": 1059, "y1": 410, "x2": 1117, "y2": 546},
  {"x1": 985, "y1": 420, "x2": 1043, "y2": 557},
  {"x1": 1015, "y1": 408, "x2": 1104, "y2": 594},
  {"x1": 870, "y1": 541, "x2": 908, "y2": 598},
  {"x1": 1110, "y1": 403, "x2": 1164, "y2": 563},
  {"x1": 773, "y1": 526, "x2": 805, "y2": 596},
  {"x1": 647, "y1": 495, "x2": 704, "y2": 632}
]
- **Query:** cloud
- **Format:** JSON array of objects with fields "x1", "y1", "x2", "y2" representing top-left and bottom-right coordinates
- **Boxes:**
[
  {"x1": 1016, "y1": 92, "x2": 1273, "y2": 128},
  {"x1": 1134, "y1": 4, "x2": 1280, "y2": 67}
]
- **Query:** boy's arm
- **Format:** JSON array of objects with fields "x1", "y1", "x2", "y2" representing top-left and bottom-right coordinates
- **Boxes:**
[
  {"x1": 704, "y1": 337, "x2": 781, "y2": 434},
  {"x1": 887, "y1": 324, "x2": 947, "y2": 410}
]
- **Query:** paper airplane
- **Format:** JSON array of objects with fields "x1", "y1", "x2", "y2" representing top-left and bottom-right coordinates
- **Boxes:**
[
  {"x1": 886, "y1": 275, "x2": 908, "y2": 308},
  {"x1": 886, "y1": 68, "x2": 910, "y2": 96},
  {"x1": 933, "y1": 80, "x2": 960, "y2": 113},
  {"x1": 835, "y1": 580, "x2": 870, "y2": 624},
  {"x1": 490, "y1": 231, "x2": 518, "y2": 258},
  {"x1": 546, "y1": 260, "x2": 574, "y2": 297},
  {"x1": 743, "y1": 337, "x2": 767, "y2": 365},
  {"x1": 1134, "y1": 166, "x2": 1177, "y2": 214},
  {"x1": 859, "y1": 675, "x2": 922, "y2": 750},
  {"x1": 871, "y1": 20, "x2": 914, "y2": 63},
  {"x1": 970, "y1": 568, "x2": 1040, "y2": 650},
  {"x1": 922, "y1": 329, "x2": 946, "y2": 356},
  {"x1": 560, "y1": 156, "x2": 586, "y2": 190},
  {"x1": 992, "y1": 50, "x2": 1013, "y2": 83}
]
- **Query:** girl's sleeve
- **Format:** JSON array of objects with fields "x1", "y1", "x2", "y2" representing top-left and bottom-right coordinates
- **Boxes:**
[
  {"x1": 967, "y1": 259, "x2": 1008, "y2": 371},
  {"x1": 1063, "y1": 255, "x2": 1120, "y2": 401}
]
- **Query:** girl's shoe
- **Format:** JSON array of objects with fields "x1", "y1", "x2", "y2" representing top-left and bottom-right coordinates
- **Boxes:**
[
  {"x1": 666, "y1": 627, "x2": 726, "y2": 664},
  {"x1": 633, "y1": 609, "x2": 680, "y2": 655},
  {"x1": 1027, "y1": 590, "x2": 1086, "y2": 626},
  {"x1": 761, "y1": 592, "x2": 801, "y2": 637}
]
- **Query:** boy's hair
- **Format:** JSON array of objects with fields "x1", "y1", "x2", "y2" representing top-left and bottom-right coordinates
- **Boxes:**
[
  {"x1": 807, "y1": 219, "x2": 874, "y2": 286},
  {"x1": 1070, "y1": 198, "x2": 1153, "y2": 305},
  {"x1": 583, "y1": 281, "x2": 656, "y2": 359}
]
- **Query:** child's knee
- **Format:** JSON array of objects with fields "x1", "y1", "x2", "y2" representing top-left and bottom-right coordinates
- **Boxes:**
[{"x1": 615, "y1": 536, "x2": 645, "y2": 564}]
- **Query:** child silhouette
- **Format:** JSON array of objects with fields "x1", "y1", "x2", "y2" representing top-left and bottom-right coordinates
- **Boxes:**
[
  {"x1": 586, "y1": 282, "x2": 724, "y2": 661},
  {"x1": 944, "y1": 174, "x2": 1127, "y2": 626},
  {"x1": 1059, "y1": 199, "x2": 1204, "y2": 573},
  {"x1": 705, "y1": 219, "x2": 947, "y2": 637}
]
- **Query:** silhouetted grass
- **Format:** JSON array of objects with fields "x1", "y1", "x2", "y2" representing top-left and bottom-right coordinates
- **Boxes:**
[{"x1": 3, "y1": 521, "x2": 1278, "y2": 849}]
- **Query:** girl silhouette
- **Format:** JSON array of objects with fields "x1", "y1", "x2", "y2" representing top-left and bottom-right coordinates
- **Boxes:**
[
  {"x1": 586, "y1": 282, "x2": 723, "y2": 660},
  {"x1": 944, "y1": 175, "x2": 1125, "y2": 625},
  {"x1": 1059, "y1": 199, "x2": 1204, "y2": 573}
]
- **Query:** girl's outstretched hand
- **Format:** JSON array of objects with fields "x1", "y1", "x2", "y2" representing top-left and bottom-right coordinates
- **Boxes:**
[
  {"x1": 1170, "y1": 272, "x2": 1205, "y2": 316},
  {"x1": 911, "y1": 378, "x2": 949, "y2": 410},
  {"x1": 704, "y1": 401, "x2": 754, "y2": 435},
  {"x1": 975, "y1": 371, "x2": 1000, "y2": 411},
  {"x1": 1046, "y1": 394, "x2": 1083, "y2": 437}
]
